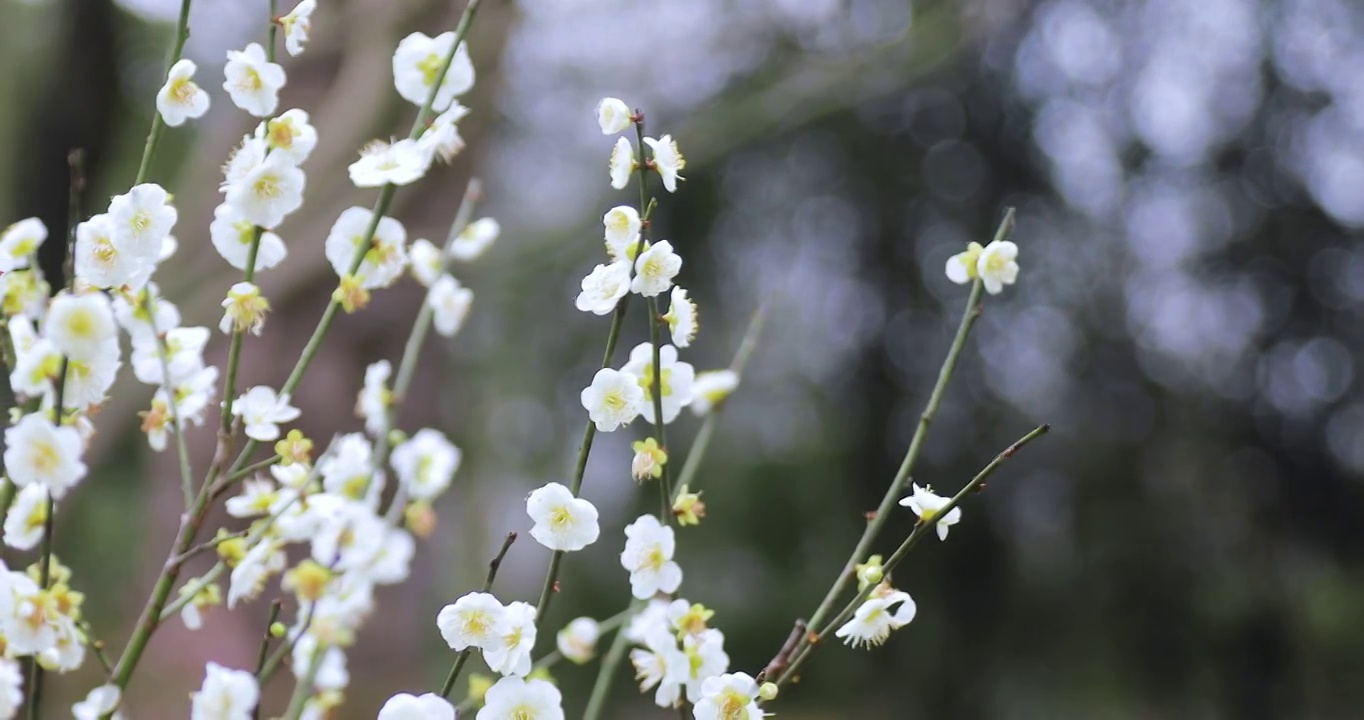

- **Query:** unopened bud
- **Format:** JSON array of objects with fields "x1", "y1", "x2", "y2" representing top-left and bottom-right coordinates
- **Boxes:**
[{"x1": 759, "y1": 682, "x2": 779, "y2": 701}]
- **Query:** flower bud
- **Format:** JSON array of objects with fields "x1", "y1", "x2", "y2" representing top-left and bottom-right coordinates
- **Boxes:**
[{"x1": 759, "y1": 682, "x2": 779, "y2": 701}]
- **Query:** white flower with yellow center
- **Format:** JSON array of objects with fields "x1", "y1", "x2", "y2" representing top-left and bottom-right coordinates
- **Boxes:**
[
  {"x1": 279, "y1": 0, "x2": 316, "y2": 57},
  {"x1": 556, "y1": 617, "x2": 600, "y2": 665},
  {"x1": 59, "y1": 344, "x2": 121, "y2": 410},
  {"x1": 944, "y1": 241, "x2": 983, "y2": 284},
  {"x1": 437, "y1": 592, "x2": 505, "y2": 651},
  {"x1": 10, "y1": 335, "x2": 62, "y2": 399},
  {"x1": 256, "y1": 108, "x2": 318, "y2": 165},
  {"x1": 485, "y1": 601, "x2": 537, "y2": 678},
  {"x1": 4, "y1": 484, "x2": 48, "y2": 550},
  {"x1": 693, "y1": 672, "x2": 763, "y2": 720},
  {"x1": 427, "y1": 274, "x2": 474, "y2": 338},
  {"x1": 348, "y1": 139, "x2": 431, "y2": 188},
  {"x1": 377, "y1": 693, "x2": 454, "y2": 720},
  {"x1": 230, "y1": 386, "x2": 300, "y2": 442},
  {"x1": 75, "y1": 214, "x2": 145, "y2": 289},
  {"x1": 419, "y1": 102, "x2": 470, "y2": 164},
  {"x1": 609, "y1": 136, "x2": 635, "y2": 190},
  {"x1": 219, "y1": 282, "x2": 270, "y2": 336},
  {"x1": 408, "y1": 238, "x2": 444, "y2": 287},
  {"x1": 4, "y1": 414, "x2": 86, "y2": 501},
  {"x1": 324, "y1": 206, "x2": 409, "y2": 289},
  {"x1": 221, "y1": 135, "x2": 267, "y2": 189},
  {"x1": 131, "y1": 325, "x2": 207, "y2": 386},
  {"x1": 575, "y1": 260, "x2": 631, "y2": 316},
  {"x1": 662, "y1": 286, "x2": 697, "y2": 348},
  {"x1": 190, "y1": 662, "x2": 259, "y2": 720},
  {"x1": 629, "y1": 626, "x2": 687, "y2": 709},
  {"x1": 602, "y1": 205, "x2": 641, "y2": 261},
  {"x1": 392, "y1": 32, "x2": 475, "y2": 112},
  {"x1": 680, "y1": 629, "x2": 730, "y2": 703},
  {"x1": 224, "y1": 152, "x2": 306, "y2": 230},
  {"x1": 898, "y1": 482, "x2": 961, "y2": 540},
  {"x1": 209, "y1": 203, "x2": 287, "y2": 273},
  {"x1": 643, "y1": 135, "x2": 686, "y2": 193},
  {"x1": 390, "y1": 428, "x2": 461, "y2": 502},
  {"x1": 834, "y1": 584, "x2": 916, "y2": 648},
  {"x1": 620, "y1": 514, "x2": 682, "y2": 599},
  {"x1": 450, "y1": 217, "x2": 500, "y2": 262},
  {"x1": 690, "y1": 370, "x2": 739, "y2": 417},
  {"x1": 596, "y1": 97, "x2": 632, "y2": 134},
  {"x1": 156, "y1": 59, "x2": 210, "y2": 127},
  {"x1": 476, "y1": 677, "x2": 562, "y2": 720},
  {"x1": 108, "y1": 183, "x2": 177, "y2": 260},
  {"x1": 976, "y1": 239, "x2": 1020, "y2": 295},
  {"x1": 0, "y1": 217, "x2": 45, "y2": 272},
  {"x1": 630, "y1": 240, "x2": 681, "y2": 297},
  {"x1": 621, "y1": 342, "x2": 695, "y2": 425},
  {"x1": 526, "y1": 482, "x2": 600, "y2": 552},
  {"x1": 45, "y1": 291, "x2": 116, "y2": 361},
  {"x1": 223, "y1": 42, "x2": 286, "y2": 117},
  {"x1": 579, "y1": 367, "x2": 644, "y2": 432}
]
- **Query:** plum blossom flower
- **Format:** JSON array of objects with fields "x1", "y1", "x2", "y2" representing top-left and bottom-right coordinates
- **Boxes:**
[
  {"x1": 692, "y1": 673, "x2": 763, "y2": 720},
  {"x1": 279, "y1": 0, "x2": 316, "y2": 57},
  {"x1": 977, "y1": 239, "x2": 1020, "y2": 295},
  {"x1": 834, "y1": 584, "x2": 916, "y2": 648},
  {"x1": 620, "y1": 514, "x2": 682, "y2": 599},
  {"x1": 392, "y1": 32, "x2": 474, "y2": 112},
  {"x1": 4, "y1": 414, "x2": 87, "y2": 499},
  {"x1": 223, "y1": 43, "x2": 286, "y2": 117},
  {"x1": 643, "y1": 135, "x2": 685, "y2": 193},
  {"x1": 898, "y1": 483, "x2": 961, "y2": 540},
  {"x1": 436, "y1": 592, "x2": 504, "y2": 651},
  {"x1": 630, "y1": 240, "x2": 681, "y2": 297},
  {"x1": 609, "y1": 137, "x2": 634, "y2": 190},
  {"x1": 190, "y1": 662, "x2": 259, "y2": 720},
  {"x1": 156, "y1": 59, "x2": 211, "y2": 127},
  {"x1": 427, "y1": 274, "x2": 473, "y2": 337},
  {"x1": 526, "y1": 482, "x2": 600, "y2": 552},
  {"x1": 575, "y1": 261, "x2": 631, "y2": 316},
  {"x1": 621, "y1": 342, "x2": 695, "y2": 425},
  {"x1": 230, "y1": 386, "x2": 300, "y2": 442},
  {"x1": 476, "y1": 677, "x2": 562, "y2": 720},
  {"x1": 580, "y1": 367, "x2": 644, "y2": 432},
  {"x1": 662, "y1": 286, "x2": 697, "y2": 348},
  {"x1": 556, "y1": 617, "x2": 599, "y2": 665},
  {"x1": 596, "y1": 97, "x2": 631, "y2": 134}
]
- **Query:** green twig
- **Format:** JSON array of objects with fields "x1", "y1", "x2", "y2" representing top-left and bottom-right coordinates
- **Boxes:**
[
  {"x1": 133, "y1": 0, "x2": 193, "y2": 185},
  {"x1": 439, "y1": 531, "x2": 517, "y2": 698}
]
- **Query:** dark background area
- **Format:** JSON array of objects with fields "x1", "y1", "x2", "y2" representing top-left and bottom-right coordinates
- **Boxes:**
[{"x1": 2, "y1": 0, "x2": 1362, "y2": 717}]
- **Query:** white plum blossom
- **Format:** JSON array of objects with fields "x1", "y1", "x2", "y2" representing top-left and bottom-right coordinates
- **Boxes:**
[
  {"x1": 230, "y1": 386, "x2": 300, "y2": 442},
  {"x1": 8, "y1": 334, "x2": 60, "y2": 399},
  {"x1": 449, "y1": 218, "x2": 499, "y2": 262},
  {"x1": 45, "y1": 292, "x2": 116, "y2": 361},
  {"x1": 220, "y1": 135, "x2": 268, "y2": 190},
  {"x1": 630, "y1": 240, "x2": 681, "y2": 297},
  {"x1": 4, "y1": 484, "x2": 48, "y2": 550},
  {"x1": 60, "y1": 341, "x2": 122, "y2": 410},
  {"x1": 476, "y1": 677, "x2": 563, "y2": 720},
  {"x1": 556, "y1": 617, "x2": 599, "y2": 665},
  {"x1": 526, "y1": 482, "x2": 600, "y2": 552},
  {"x1": 621, "y1": 342, "x2": 695, "y2": 425},
  {"x1": 156, "y1": 59, "x2": 211, "y2": 127},
  {"x1": 224, "y1": 478, "x2": 277, "y2": 518},
  {"x1": 0, "y1": 661, "x2": 20, "y2": 719},
  {"x1": 419, "y1": 103, "x2": 470, "y2": 164},
  {"x1": 663, "y1": 287, "x2": 697, "y2": 348},
  {"x1": 620, "y1": 514, "x2": 682, "y2": 599},
  {"x1": 977, "y1": 239, "x2": 1020, "y2": 295},
  {"x1": 223, "y1": 152, "x2": 306, "y2": 229},
  {"x1": 392, "y1": 32, "x2": 474, "y2": 112},
  {"x1": 692, "y1": 673, "x2": 763, "y2": 720},
  {"x1": 436, "y1": 592, "x2": 504, "y2": 651},
  {"x1": 575, "y1": 260, "x2": 631, "y2": 315},
  {"x1": 427, "y1": 274, "x2": 473, "y2": 337},
  {"x1": 377, "y1": 692, "x2": 454, "y2": 720},
  {"x1": 643, "y1": 135, "x2": 685, "y2": 193},
  {"x1": 944, "y1": 241, "x2": 982, "y2": 285},
  {"x1": 219, "y1": 282, "x2": 270, "y2": 336},
  {"x1": 279, "y1": 0, "x2": 316, "y2": 57},
  {"x1": 190, "y1": 662, "x2": 259, "y2": 720},
  {"x1": 390, "y1": 428, "x2": 461, "y2": 501},
  {"x1": 602, "y1": 205, "x2": 641, "y2": 261},
  {"x1": 227, "y1": 539, "x2": 285, "y2": 608},
  {"x1": 4, "y1": 414, "x2": 87, "y2": 499},
  {"x1": 349, "y1": 139, "x2": 431, "y2": 188},
  {"x1": 75, "y1": 214, "x2": 145, "y2": 289},
  {"x1": 72, "y1": 684, "x2": 121, "y2": 720},
  {"x1": 108, "y1": 183, "x2": 177, "y2": 259},
  {"x1": 609, "y1": 136, "x2": 635, "y2": 190},
  {"x1": 0, "y1": 217, "x2": 44, "y2": 272},
  {"x1": 131, "y1": 326, "x2": 208, "y2": 386},
  {"x1": 834, "y1": 585, "x2": 916, "y2": 648},
  {"x1": 899, "y1": 483, "x2": 961, "y2": 540},
  {"x1": 629, "y1": 626, "x2": 687, "y2": 709},
  {"x1": 690, "y1": 370, "x2": 739, "y2": 417},
  {"x1": 580, "y1": 367, "x2": 644, "y2": 432},
  {"x1": 484, "y1": 601, "x2": 537, "y2": 677},
  {"x1": 356, "y1": 360, "x2": 392, "y2": 436},
  {"x1": 680, "y1": 629, "x2": 731, "y2": 703},
  {"x1": 324, "y1": 206, "x2": 408, "y2": 288},
  {"x1": 409, "y1": 238, "x2": 444, "y2": 287},
  {"x1": 257, "y1": 109, "x2": 318, "y2": 165},
  {"x1": 209, "y1": 203, "x2": 287, "y2": 272},
  {"x1": 596, "y1": 97, "x2": 631, "y2": 134},
  {"x1": 223, "y1": 43, "x2": 286, "y2": 117}
]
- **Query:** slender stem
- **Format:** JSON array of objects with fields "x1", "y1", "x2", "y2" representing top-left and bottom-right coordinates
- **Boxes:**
[
  {"x1": 79, "y1": 622, "x2": 115, "y2": 675},
  {"x1": 133, "y1": 0, "x2": 193, "y2": 185},
  {"x1": 439, "y1": 532, "x2": 516, "y2": 698},
  {"x1": 793, "y1": 209, "x2": 1014, "y2": 649},
  {"x1": 258, "y1": 595, "x2": 319, "y2": 686},
  {"x1": 376, "y1": 179, "x2": 482, "y2": 522},
  {"x1": 533, "y1": 120, "x2": 656, "y2": 630},
  {"x1": 771, "y1": 423, "x2": 1050, "y2": 690},
  {"x1": 225, "y1": 455, "x2": 281, "y2": 485},
  {"x1": 582, "y1": 603, "x2": 640, "y2": 720},
  {"x1": 645, "y1": 296, "x2": 672, "y2": 519},
  {"x1": 251, "y1": 600, "x2": 283, "y2": 720}
]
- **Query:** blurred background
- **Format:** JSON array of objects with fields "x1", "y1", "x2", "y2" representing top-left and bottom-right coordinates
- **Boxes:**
[{"x1": 2, "y1": 0, "x2": 1363, "y2": 717}]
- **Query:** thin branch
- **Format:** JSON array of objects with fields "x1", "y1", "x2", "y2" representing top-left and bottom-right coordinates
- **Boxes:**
[{"x1": 439, "y1": 532, "x2": 517, "y2": 698}]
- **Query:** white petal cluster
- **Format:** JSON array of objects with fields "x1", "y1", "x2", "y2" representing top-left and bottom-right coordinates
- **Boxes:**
[
  {"x1": 693, "y1": 673, "x2": 764, "y2": 720},
  {"x1": 631, "y1": 240, "x2": 682, "y2": 297},
  {"x1": 280, "y1": 0, "x2": 317, "y2": 57},
  {"x1": 621, "y1": 342, "x2": 695, "y2": 425},
  {"x1": 392, "y1": 32, "x2": 475, "y2": 112},
  {"x1": 579, "y1": 367, "x2": 644, "y2": 432},
  {"x1": 597, "y1": 97, "x2": 632, "y2": 134},
  {"x1": 4, "y1": 414, "x2": 87, "y2": 499},
  {"x1": 834, "y1": 584, "x2": 916, "y2": 649},
  {"x1": 525, "y1": 482, "x2": 600, "y2": 552},
  {"x1": 643, "y1": 135, "x2": 686, "y2": 193},
  {"x1": 436, "y1": 593, "x2": 541, "y2": 680},
  {"x1": 626, "y1": 597, "x2": 732, "y2": 709},
  {"x1": 390, "y1": 428, "x2": 461, "y2": 501},
  {"x1": 348, "y1": 139, "x2": 431, "y2": 188},
  {"x1": 477, "y1": 677, "x2": 563, "y2": 720},
  {"x1": 377, "y1": 692, "x2": 454, "y2": 720},
  {"x1": 945, "y1": 239, "x2": 1021, "y2": 294},
  {"x1": 620, "y1": 514, "x2": 682, "y2": 599},
  {"x1": 427, "y1": 274, "x2": 473, "y2": 337},
  {"x1": 899, "y1": 483, "x2": 962, "y2": 540},
  {"x1": 556, "y1": 617, "x2": 600, "y2": 664},
  {"x1": 156, "y1": 59, "x2": 211, "y2": 127},
  {"x1": 230, "y1": 385, "x2": 300, "y2": 442},
  {"x1": 325, "y1": 206, "x2": 409, "y2": 289},
  {"x1": 223, "y1": 42, "x2": 286, "y2": 117},
  {"x1": 0, "y1": 218, "x2": 45, "y2": 272},
  {"x1": 190, "y1": 662, "x2": 259, "y2": 720}
]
